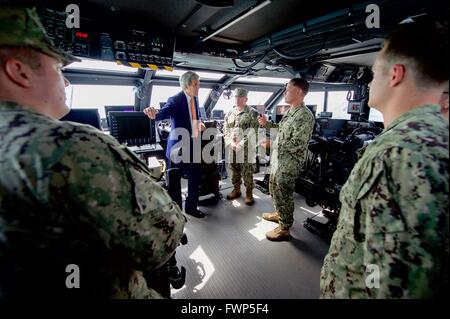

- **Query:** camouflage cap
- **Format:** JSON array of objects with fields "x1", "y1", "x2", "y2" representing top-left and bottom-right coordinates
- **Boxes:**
[
  {"x1": 0, "y1": 7, "x2": 81, "y2": 66},
  {"x1": 234, "y1": 88, "x2": 248, "y2": 97}
]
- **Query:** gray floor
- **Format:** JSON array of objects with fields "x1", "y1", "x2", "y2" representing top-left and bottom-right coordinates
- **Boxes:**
[{"x1": 171, "y1": 170, "x2": 330, "y2": 299}]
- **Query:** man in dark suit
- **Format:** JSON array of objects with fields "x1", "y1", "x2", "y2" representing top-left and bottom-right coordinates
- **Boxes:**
[{"x1": 144, "y1": 71, "x2": 206, "y2": 218}]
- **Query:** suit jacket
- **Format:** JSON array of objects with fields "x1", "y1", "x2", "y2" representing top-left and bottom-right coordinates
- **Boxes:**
[{"x1": 156, "y1": 91, "x2": 200, "y2": 161}]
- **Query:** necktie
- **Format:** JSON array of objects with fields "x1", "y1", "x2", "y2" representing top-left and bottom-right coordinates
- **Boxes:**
[{"x1": 190, "y1": 96, "x2": 199, "y2": 138}]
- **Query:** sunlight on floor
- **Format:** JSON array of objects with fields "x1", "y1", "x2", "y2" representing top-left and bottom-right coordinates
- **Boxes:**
[
  {"x1": 299, "y1": 206, "x2": 321, "y2": 215},
  {"x1": 171, "y1": 245, "x2": 216, "y2": 296},
  {"x1": 231, "y1": 200, "x2": 241, "y2": 208},
  {"x1": 248, "y1": 216, "x2": 278, "y2": 241}
]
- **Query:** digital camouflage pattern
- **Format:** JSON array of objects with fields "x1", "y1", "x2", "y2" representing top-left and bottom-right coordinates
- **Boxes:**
[
  {"x1": 0, "y1": 102, "x2": 186, "y2": 298},
  {"x1": 267, "y1": 103, "x2": 315, "y2": 228},
  {"x1": 224, "y1": 105, "x2": 259, "y2": 189},
  {"x1": 0, "y1": 7, "x2": 80, "y2": 65},
  {"x1": 321, "y1": 104, "x2": 449, "y2": 298}
]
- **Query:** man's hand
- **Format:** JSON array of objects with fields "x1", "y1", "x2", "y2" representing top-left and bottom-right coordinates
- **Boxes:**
[
  {"x1": 143, "y1": 107, "x2": 158, "y2": 119},
  {"x1": 231, "y1": 141, "x2": 241, "y2": 152},
  {"x1": 260, "y1": 138, "x2": 271, "y2": 149},
  {"x1": 258, "y1": 114, "x2": 267, "y2": 127},
  {"x1": 199, "y1": 121, "x2": 206, "y2": 132}
]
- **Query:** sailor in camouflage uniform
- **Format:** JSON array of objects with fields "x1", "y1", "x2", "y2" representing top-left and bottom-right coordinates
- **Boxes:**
[
  {"x1": 224, "y1": 88, "x2": 260, "y2": 205},
  {"x1": 320, "y1": 19, "x2": 449, "y2": 298},
  {"x1": 258, "y1": 79, "x2": 315, "y2": 241},
  {"x1": 0, "y1": 7, "x2": 185, "y2": 298}
]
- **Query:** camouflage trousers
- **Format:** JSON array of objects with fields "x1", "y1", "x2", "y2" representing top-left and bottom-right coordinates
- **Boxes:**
[
  {"x1": 230, "y1": 162, "x2": 255, "y2": 189},
  {"x1": 269, "y1": 169, "x2": 297, "y2": 228}
]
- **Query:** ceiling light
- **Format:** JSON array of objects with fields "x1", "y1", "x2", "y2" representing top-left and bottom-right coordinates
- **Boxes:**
[{"x1": 200, "y1": 0, "x2": 272, "y2": 42}]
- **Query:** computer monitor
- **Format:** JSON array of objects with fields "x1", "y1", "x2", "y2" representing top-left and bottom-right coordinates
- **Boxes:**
[
  {"x1": 317, "y1": 118, "x2": 347, "y2": 137},
  {"x1": 199, "y1": 107, "x2": 207, "y2": 119},
  {"x1": 60, "y1": 108, "x2": 101, "y2": 130},
  {"x1": 212, "y1": 110, "x2": 224, "y2": 120},
  {"x1": 318, "y1": 111, "x2": 333, "y2": 118},
  {"x1": 109, "y1": 111, "x2": 156, "y2": 146},
  {"x1": 104, "y1": 105, "x2": 135, "y2": 128}
]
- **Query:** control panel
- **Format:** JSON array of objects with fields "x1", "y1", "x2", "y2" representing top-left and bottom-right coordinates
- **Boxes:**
[{"x1": 38, "y1": 6, "x2": 175, "y2": 69}]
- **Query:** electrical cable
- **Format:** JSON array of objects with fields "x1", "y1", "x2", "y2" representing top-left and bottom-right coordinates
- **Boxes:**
[
  {"x1": 232, "y1": 53, "x2": 267, "y2": 69},
  {"x1": 268, "y1": 34, "x2": 326, "y2": 60}
]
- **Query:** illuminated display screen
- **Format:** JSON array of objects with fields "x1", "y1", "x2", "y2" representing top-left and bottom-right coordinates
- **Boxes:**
[
  {"x1": 109, "y1": 112, "x2": 156, "y2": 146},
  {"x1": 105, "y1": 105, "x2": 135, "y2": 127},
  {"x1": 115, "y1": 116, "x2": 151, "y2": 140},
  {"x1": 75, "y1": 31, "x2": 89, "y2": 39}
]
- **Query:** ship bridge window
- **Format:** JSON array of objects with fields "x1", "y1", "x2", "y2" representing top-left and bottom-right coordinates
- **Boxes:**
[
  {"x1": 64, "y1": 58, "x2": 139, "y2": 74},
  {"x1": 65, "y1": 85, "x2": 135, "y2": 118},
  {"x1": 150, "y1": 85, "x2": 211, "y2": 110},
  {"x1": 214, "y1": 91, "x2": 273, "y2": 115},
  {"x1": 304, "y1": 92, "x2": 325, "y2": 115},
  {"x1": 156, "y1": 69, "x2": 225, "y2": 80},
  {"x1": 277, "y1": 91, "x2": 325, "y2": 115},
  {"x1": 238, "y1": 76, "x2": 289, "y2": 85},
  {"x1": 327, "y1": 91, "x2": 354, "y2": 120}
]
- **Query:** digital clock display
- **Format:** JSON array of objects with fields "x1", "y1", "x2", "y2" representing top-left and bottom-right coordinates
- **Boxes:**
[{"x1": 75, "y1": 31, "x2": 89, "y2": 39}]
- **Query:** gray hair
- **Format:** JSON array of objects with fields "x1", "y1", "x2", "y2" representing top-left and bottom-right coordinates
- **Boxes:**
[{"x1": 179, "y1": 71, "x2": 200, "y2": 90}]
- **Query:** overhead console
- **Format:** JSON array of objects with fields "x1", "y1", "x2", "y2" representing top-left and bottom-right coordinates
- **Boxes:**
[
  {"x1": 304, "y1": 62, "x2": 365, "y2": 84},
  {"x1": 37, "y1": 5, "x2": 175, "y2": 70},
  {"x1": 303, "y1": 62, "x2": 375, "y2": 85}
]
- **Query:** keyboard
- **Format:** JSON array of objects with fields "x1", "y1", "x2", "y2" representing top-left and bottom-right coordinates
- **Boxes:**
[{"x1": 128, "y1": 144, "x2": 156, "y2": 152}]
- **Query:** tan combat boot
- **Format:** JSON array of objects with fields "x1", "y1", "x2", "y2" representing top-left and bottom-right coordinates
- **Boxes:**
[
  {"x1": 244, "y1": 188, "x2": 254, "y2": 205},
  {"x1": 266, "y1": 225, "x2": 291, "y2": 241},
  {"x1": 226, "y1": 184, "x2": 241, "y2": 200},
  {"x1": 262, "y1": 211, "x2": 279, "y2": 223}
]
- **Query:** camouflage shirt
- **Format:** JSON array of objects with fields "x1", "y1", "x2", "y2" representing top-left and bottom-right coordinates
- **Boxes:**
[
  {"x1": 320, "y1": 104, "x2": 449, "y2": 298},
  {"x1": 224, "y1": 105, "x2": 259, "y2": 161},
  {"x1": 0, "y1": 102, "x2": 186, "y2": 298},
  {"x1": 267, "y1": 103, "x2": 315, "y2": 175}
]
